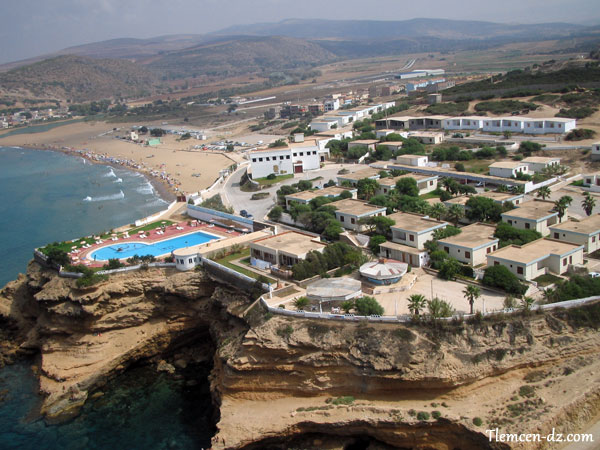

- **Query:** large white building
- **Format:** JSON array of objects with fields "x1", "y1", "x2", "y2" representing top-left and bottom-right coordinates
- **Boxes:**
[
  {"x1": 249, "y1": 141, "x2": 328, "y2": 178},
  {"x1": 488, "y1": 161, "x2": 530, "y2": 179}
]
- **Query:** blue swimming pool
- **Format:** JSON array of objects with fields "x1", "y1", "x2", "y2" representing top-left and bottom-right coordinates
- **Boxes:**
[{"x1": 88, "y1": 231, "x2": 219, "y2": 261}]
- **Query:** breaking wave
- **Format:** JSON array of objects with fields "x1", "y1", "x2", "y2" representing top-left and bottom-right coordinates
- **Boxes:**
[
  {"x1": 136, "y1": 182, "x2": 154, "y2": 195},
  {"x1": 103, "y1": 168, "x2": 116, "y2": 178},
  {"x1": 83, "y1": 190, "x2": 125, "y2": 202}
]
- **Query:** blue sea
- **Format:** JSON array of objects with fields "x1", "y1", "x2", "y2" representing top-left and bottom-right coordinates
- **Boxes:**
[{"x1": 0, "y1": 147, "x2": 213, "y2": 449}]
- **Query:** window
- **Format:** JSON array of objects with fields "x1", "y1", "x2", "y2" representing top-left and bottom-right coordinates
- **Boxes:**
[
  {"x1": 465, "y1": 251, "x2": 471, "y2": 259},
  {"x1": 351, "y1": 218, "x2": 356, "y2": 224},
  {"x1": 409, "y1": 235, "x2": 415, "y2": 242},
  {"x1": 340, "y1": 216, "x2": 344, "y2": 222},
  {"x1": 280, "y1": 156, "x2": 284, "y2": 160},
  {"x1": 188, "y1": 258, "x2": 193, "y2": 264},
  {"x1": 508, "y1": 220, "x2": 512, "y2": 225},
  {"x1": 563, "y1": 258, "x2": 567, "y2": 266},
  {"x1": 252, "y1": 158, "x2": 257, "y2": 162},
  {"x1": 299, "y1": 152, "x2": 304, "y2": 156},
  {"x1": 487, "y1": 247, "x2": 491, "y2": 254},
  {"x1": 525, "y1": 223, "x2": 530, "y2": 229},
  {"x1": 293, "y1": 153, "x2": 297, "y2": 157},
  {"x1": 313, "y1": 151, "x2": 317, "y2": 155},
  {"x1": 593, "y1": 236, "x2": 596, "y2": 243},
  {"x1": 444, "y1": 246, "x2": 449, "y2": 253},
  {"x1": 286, "y1": 155, "x2": 290, "y2": 159},
  {"x1": 517, "y1": 267, "x2": 523, "y2": 275},
  {"x1": 265, "y1": 157, "x2": 270, "y2": 161},
  {"x1": 494, "y1": 261, "x2": 499, "y2": 266},
  {"x1": 569, "y1": 256, "x2": 572, "y2": 264},
  {"x1": 554, "y1": 232, "x2": 559, "y2": 239}
]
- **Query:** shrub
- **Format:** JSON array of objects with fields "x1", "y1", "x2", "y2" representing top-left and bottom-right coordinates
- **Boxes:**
[
  {"x1": 276, "y1": 325, "x2": 293, "y2": 338},
  {"x1": 482, "y1": 265, "x2": 527, "y2": 296},
  {"x1": 565, "y1": 128, "x2": 596, "y2": 141},
  {"x1": 76, "y1": 272, "x2": 108, "y2": 288},
  {"x1": 432, "y1": 411, "x2": 442, "y2": 419},
  {"x1": 416, "y1": 411, "x2": 430, "y2": 421},
  {"x1": 473, "y1": 417, "x2": 483, "y2": 426},
  {"x1": 369, "y1": 235, "x2": 386, "y2": 254},
  {"x1": 103, "y1": 258, "x2": 124, "y2": 270},
  {"x1": 268, "y1": 206, "x2": 283, "y2": 220},
  {"x1": 266, "y1": 173, "x2": 277, "y2": 180},
  {"x1": 354, "y1": 296, "x2": 384, "y2": 316},
  {"x1": 331, "y1": 396, "x2": 355, "y2": 405},
  {"x1": 294, "y1": 296, "x2": 310, "y2": 310},
  {"x1": 519, "y1": 385, "x2": 535, "y2": 398}
]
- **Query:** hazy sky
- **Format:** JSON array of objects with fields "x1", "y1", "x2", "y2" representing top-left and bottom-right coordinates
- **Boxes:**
[{"x1": 2, "y1": 0, "x2": 599, "y2": 64}]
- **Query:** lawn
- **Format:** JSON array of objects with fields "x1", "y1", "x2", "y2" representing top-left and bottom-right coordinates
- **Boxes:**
[
  {"x1": 255, "y1": 174, "x2": 294, "y2": 186},
  {"x1": 420, "y1": 192, "x2": 441, "y2": 200},
  {"x1": 213, "y1": 249, "x2": 276, "y2": 284},
  {"x1": 533, "y1": 273, "x2": 563, "y2": 287},
  {"x1": 462, "y1": 159, "x2": 493, "y2": 174}
]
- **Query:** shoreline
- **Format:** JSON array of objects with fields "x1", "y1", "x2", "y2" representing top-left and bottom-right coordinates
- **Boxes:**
[{"x1": 9, "y1": 143, "x2": 178, "y2": 204}]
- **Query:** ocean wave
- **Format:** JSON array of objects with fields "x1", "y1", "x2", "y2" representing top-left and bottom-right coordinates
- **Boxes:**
[
  {"x1": 114, "y1": 178, "x2": 123, "y2": 183},
  {"x1": 103, "y1": 168, "x2": 116, "y2": 178},
  {"x1": 136, "y1": 182, "x2": 154, "y2": 195},
  {"x1": 83, "y1": 190, "x2": 125, "y2": 202}
]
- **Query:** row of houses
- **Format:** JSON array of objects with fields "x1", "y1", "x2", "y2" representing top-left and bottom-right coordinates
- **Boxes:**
[
  {"x1": 308, "y1": 102, "x2": 397, "y2": 132},
  {"x1": 374, "y1": 114, "x2": 577, "y2": 135}
]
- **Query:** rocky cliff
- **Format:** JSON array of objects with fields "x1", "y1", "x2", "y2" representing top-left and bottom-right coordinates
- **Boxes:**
[{"x1": 1, "y1": 262, "x2": 600, "y2": 449}]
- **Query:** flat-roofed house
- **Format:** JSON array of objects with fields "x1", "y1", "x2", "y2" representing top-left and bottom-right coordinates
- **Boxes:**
[
  {"x1": 376, "y1": 129, "x2": 395, "y2": 139},
  {"x1": 395, "y1": 154, "x2": 428, "y2": 166},
  {"x1": 438, "y1": 223, "x2": 499, "y2": 266},
  {"x1": 284, "y1": 186, "x2": 357, "y2": 209},
  {"x1": 250, "y1": 231, "x2": 326, "y2": 269},
  {"x1": 375, "y1": 115, "x2": 411, "y2": 130},
  {"x1": 378, "y1": 212, "x2": 448, "y2": 267},
  {"x1": 443, "y1": 192, "x2": 525, "y2": 210},
  {"x1": 549, "y1": 215, "x2": 600, "y2": 253},
  {"x1": 487, "y1": 238, "x2": 584, "y2": 281},
  {"x1": 377, "y1": 174, "x2": 438, "y2": 196},
  {"x1": 337, "y1": 167, "x2": 381, "y2": 186},
  {"x1": 377, "y1": 141, "x2": 404, "y2": 152},
  {"x1": 347, "y1": 139, "x2": 379, "y2": 152},
  {"x1": 408, "y1": 116, "x2": 445, "y2": 130},
  {"x1": 522, "y1": 156, "x2": 561, "y2": 173},
  {"x1": 442, "y1": 116, "x2": 484, "y2": 131},
  {"x1": 388, "y1": 212, "x2": 447, "y2": 250},
  {"x1": 329, "y1": 199, "x2": 387, "y2": 231},
  {"x1": 408, "y1": 131, "x2": 444, "y2": 145},
  {"x1": 249, "y1": 141, "x2": 322, "y2": 178},
  {"x1": 501, "y1": 201, "x2": 561, "y2": 236},
  {"x1": 489, "y1": 161, "x2": 529, "y2": 178},
  {"x1": 582, "y1": 173, "x2": 600, "y2": 193}
]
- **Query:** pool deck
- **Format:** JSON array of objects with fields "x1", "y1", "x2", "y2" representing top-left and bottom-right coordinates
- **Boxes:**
[{"x1": 71, "y1": 221, "x2": 242, "y2": 267}]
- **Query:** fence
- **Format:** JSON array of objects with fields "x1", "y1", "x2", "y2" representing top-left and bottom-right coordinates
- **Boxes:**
[
  {"x1": 58, "y1": 262, "x2": 177, "y2": 279},
  {"x1": 260, "y1": 294, "x2": 600, "y2": 324},
  {"x1": 187, "y1": 204, "x2": 254, "y2": 231}
]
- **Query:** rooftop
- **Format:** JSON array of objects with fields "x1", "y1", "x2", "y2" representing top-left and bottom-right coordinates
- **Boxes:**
[
  {"x1": 379, "y1": 141, "x2": 404, "y2": 146},
  {"x1": 286, "y1": 186, "x2": 355, "y2": 201},
  {"x1": 349, "y1": 139, "x2": 380, "y2": 145},
  {"x1": 522, "y1": 156, "x2": 561, "y2": 163},
  {"x1": 378, "y1": 173, "x2": 432, "y2": 187},
  {"x1": 306, "y1": 277, "x2": 362, "y2": 302},
  {"x1": 338, "y1": 167, "x2": 381, "y2": 180},
  {"x1": 397, "y1": 154, "x2": 427, "y2": 159},
  {"x1": 489, "y1": 161, "x2": 527, "y2": 169},
  {"x1": 330, "y1": 198, "x2": 386, "y2": 216},
  {"x1": 359, "y1": 259, "x2": 408, "y2": 280},
  {"x1": 387, "y1": 212, "x2": 447, "y2": 232},
  {"x1": 549, "y1": 215, "x2": 600, "y2": 235},
  {"x1": 502, "y1": 201, "x2": 557, "y2": 220},
  {"x1": 379, "y1": 241, "x2": 425, "y2": 255},
  {"x1": 251, "y1": 231, "x2": 325, "y2": 255},
  {"x1": 488, "y1": 238, "x2": 582, "y2": 264},
  {"x1": 438, "y1": 223, "x2": 498, "y2": 248},
  {"x1": 408, "y1": 131, "x2": 444, "y2": 137},
  {"x1": 445, "y1": 191, "x2": 523, "y2": 206}
]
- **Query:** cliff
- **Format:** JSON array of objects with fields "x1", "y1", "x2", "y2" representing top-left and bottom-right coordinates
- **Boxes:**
[{"x1": 1, "y1": 262, "x2": 600, "y2": 449}]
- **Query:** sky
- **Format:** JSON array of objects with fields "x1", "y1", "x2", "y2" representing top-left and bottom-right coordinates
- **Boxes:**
[{"x1": 1, "y1": 0, "x2": 599, "y2": 64}]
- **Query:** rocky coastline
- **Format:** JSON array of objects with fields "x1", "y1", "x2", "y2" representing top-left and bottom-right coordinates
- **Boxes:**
[{"x1": 1, "y1": 262, "x2": 600, "y2": 449}]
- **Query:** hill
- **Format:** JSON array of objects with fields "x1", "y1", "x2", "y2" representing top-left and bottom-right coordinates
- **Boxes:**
[
  {"x1": 212, "y1": 18, "x2": 589, "y2": 41},
  {"x1": 146, "y1": 35, "x2": 337, "y2": 79},
  {"x1": 0, "y1": 55, "x2": 158, "y2": 102}
]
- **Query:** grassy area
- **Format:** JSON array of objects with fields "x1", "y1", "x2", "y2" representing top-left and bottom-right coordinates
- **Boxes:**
[
  {"x1": 213, "y1": 249, "x2": 276, "y2": 284},
  {"x1": 534, "y1": 273, "x2": 563, "y2": 287},
  {"x1": 462, "y1": 159, "x2": 492, "y2": 174},
  {"x1": 255, "y1": 174, "x2": 294, "y2": 186},
  {"x1": 420, "y1": 192, "x2": 441, "y2": 200}
]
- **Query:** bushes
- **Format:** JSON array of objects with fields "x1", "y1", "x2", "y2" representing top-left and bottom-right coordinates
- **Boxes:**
[
  {"x1": 369, "y1": 235, "x2": 386, "y2": 254},
  {"x1": 551, "y1": 274, "x2": 600, "y2": 303},
  {"x1": 353, "y1": 296, "x2": 384, "y2": 316},
  {"x1": 268, "y1": 206, "x2": 283, "y2": 220},
  {"x1": 200, "y1": 194, "x2": 234, "y2": 214},
  {"x1": 103, "y1": 258, "x2": 124, "y2": 270},
  {"x1": 475, "y1": 100, "x2": 538, "y2": 114},
  {"x1": 292, "y1": 242, "x2": 364, "y2": 280},
  {"x1": 43, "y1": 244, "x2": 70, "y2": 266},
  {"x1": 482, "y1": 265, "x2": 527, "y2": 296},
  {"x1": 416, "y1": 411, "x2": 431, "y2": 421},
  {"x1": 495, "y1": 222, "x2": 541, "y2": 247},
  {"x1": 565, "y1": 128, "x2": 596, "y2": 141}
]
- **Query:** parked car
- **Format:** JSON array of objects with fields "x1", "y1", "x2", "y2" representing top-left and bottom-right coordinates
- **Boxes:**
[
  {"x1": 240, "y1": 210, "x2": 248, "y2": 217},
  {"x1": 589, "y1": 272, "x2": 600, "y2": 278}
]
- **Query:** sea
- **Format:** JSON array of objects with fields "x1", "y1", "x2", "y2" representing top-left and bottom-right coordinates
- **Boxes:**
[{"x1": 0, "y1": 146, "x2": 213, "y2": 449}]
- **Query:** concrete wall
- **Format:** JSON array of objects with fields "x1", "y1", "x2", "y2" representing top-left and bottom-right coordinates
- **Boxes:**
[
  {"x1": 187, "y1": 204, "x2": 254, "y2": 231},
  {"x1": 442, "y1": 242, "x2": 498, "y2": 266},
  {"x1": 550, "y1": 229, "x2": 600, "y2": 253},
  {"x1": 250, "y1": 150, "x2": 293, "y2": 178},
  {"x1": 379, "y1": 245, "x2": 428, "y2": 267}
]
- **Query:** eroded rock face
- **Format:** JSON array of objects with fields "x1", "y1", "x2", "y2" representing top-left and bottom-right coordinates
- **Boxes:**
[{"x1": 3, "y1": 262, "x2": 600, "y2": 449}]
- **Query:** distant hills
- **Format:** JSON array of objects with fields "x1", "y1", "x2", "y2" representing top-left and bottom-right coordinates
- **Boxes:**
[
  {"x1": 1, "y1": 18, "x2": 599, "y2": 103},
  {"x1": 0, "y1": 55, "x2": 158, "y2": 103}
]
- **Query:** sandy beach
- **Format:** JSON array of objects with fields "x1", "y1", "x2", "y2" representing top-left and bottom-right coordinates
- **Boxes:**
[{"x1": 0, "y1": 121, "x2": 244, "y2": 198}]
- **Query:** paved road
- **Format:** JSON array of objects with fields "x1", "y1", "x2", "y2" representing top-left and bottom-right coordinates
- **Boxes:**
[{"x1": 219, "y1": 163, "x2": 370, "y2": 221}]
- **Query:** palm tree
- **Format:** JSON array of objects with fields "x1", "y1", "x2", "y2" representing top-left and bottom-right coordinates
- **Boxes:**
[
  {"x1": 497, "y1": 184, "x2": 508, "y2": 193},
  {"x1": 521, "y1": 296, "x2": 535, "y2": 311},
  {"x1": 536, "y1": 186, "x2": 551, "y2": 201},
  {"x1": 446, "y1": 204, "x2": 464, "y2": 226},
  {"x1": 542, "y1": 287, "x2": 557, "y2": 304},
  {"x1": 463, "y1": 285, "x2": 481, "y2": 315},
  {"x1": 341, "y1": 300, "x2": 354, "y2": 314},
  {"x1": 553, "y1": 195, "x2": 573, "y2": 221},
  {"x1": 429, "y1": 203, "x2": 447, "y2": 220},
  {"x1": 407, "y1": 294, "x2": 427, "y2": 316},
  {"x1": 582, "y1": 192, "x2": 596, "y2": 216}
]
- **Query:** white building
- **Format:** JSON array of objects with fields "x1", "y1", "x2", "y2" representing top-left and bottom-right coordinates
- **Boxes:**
[
  {"x1": 309, "y1": 118, "x2": 340, "y2": 132},
  {"x1": 395, "y1": 154, "x2": 428, "y2": 167},
  {"x1": 591, "y1": 142, "x2": 600, "y2": 161},
  {"x1": 488, "y1": 161, "x2": 529, "y2": 178},
  {"x1": 583, "y1": 173, "x2": 600, "y2": 193},
  {"x1": 408, "y1": 131, "x2": 444, "y2": 145},
  {"x1": 324, "y1": 99, "x2": 340, "y2": 112},
  {"x1": 522, "y1": 156, "x2": 561, "y2": 173},
  {"x1": 249, "y1": 141, "x2": 324, "y2": 178},
  {"x1": 442, "y1": 116, "x2": 484, "y2": 131}
]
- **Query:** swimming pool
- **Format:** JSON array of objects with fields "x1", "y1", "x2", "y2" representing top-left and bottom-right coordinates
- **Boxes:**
[{"x1": 88, "y1": 231, "x2": 219, "y2": 261}]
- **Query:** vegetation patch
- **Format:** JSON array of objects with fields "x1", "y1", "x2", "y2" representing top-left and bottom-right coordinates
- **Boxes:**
[
  {"x1": 254, "y1": 173, "x2": 293, "y2": 185},
  {"x1": 474, "y1": 100, "x2": 538, "y2": 114},
  {"x1": 565, "y1": 128, "x2": 596, "y2": 141},
  {"x1": 250, "y1": 192, "x2": 270, "y2": 200},
  {"x1": 331, "y1": 396, "x2": 355, "y2": 406}
]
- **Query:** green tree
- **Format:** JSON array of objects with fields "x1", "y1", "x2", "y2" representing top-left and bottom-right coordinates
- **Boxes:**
[
  {"x1": 357, "y1": 178, "x2": 379, "y2": 200},
  {"x1": 582, "y1": 192, "x2": 596, "y2": 216},
  {"x1": 395, "y1": 177, "x2": 419, "y2": 197},
  {"x1": 369, "y1": 235, "x2": 387, "y2": 254},
  {"x1": 268, "y1": 206, "x2": 283, "y2": 220},
  {"x1": 407, "y1": 294, "x2": 427, "y2": 316},
  {"x1": 553, "y1": 195, "x2": 573, "y2": 221},
  {"x1": 521, "y1": 296, "x2": 535, "y2": 311},
  {"x1": 354, "y1": 296, "x2": 385, "y2": 316},
  {"x1": 465, "y1": 196, "x2": 503, "y2": 223},
  {"x1": 463, "y1": 285, "x2": 481, "y2": 314},
  {"x1": 427, "y1": 298, "x2": 455, "y2": 319},
  {"x1": 429, "y1": 203, "x2": 447, "y2": 220},
  {"x1": 341, "y1": 300, "x2": 354, "y2": 313},
  {"x1": 442, "y1": 178, "x2": 461, "y2": 195},
  {"x1": 446, "y1": 204, "x2": 464, "y2": 226},
  {"x1": 294, "y1": 296, "x2": 310, "y2": 311},
  {"x1": 323, "y1": 220, "x2": 343, "y2": 241},
  {"x1": 536, "y1": 186, "x2": 551, "y2": 201},
  {"x1": 45, "y1": 246, "x2": 70, "y2": 266},
  {"x1": 438, "y1": 257, "x2": 461, "y2": 280},
  {"x1": 482, "y1": 265, "x2": 527, "y2": 297}
]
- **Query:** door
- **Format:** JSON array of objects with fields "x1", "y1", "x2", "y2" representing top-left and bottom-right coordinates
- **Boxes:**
[{"x1": 294, "y1": 163, "x2": 303, "y2": 173}]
